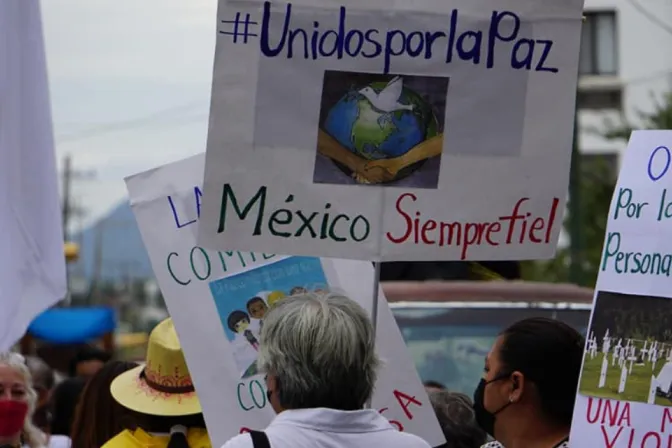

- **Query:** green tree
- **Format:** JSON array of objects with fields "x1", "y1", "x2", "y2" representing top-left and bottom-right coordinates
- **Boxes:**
[
  {"x1": 603, "y1": 90, "x2": 672, "y2": 140},
  {"x1": 523, "y1": 89, "x2": 672, "y2": 286},
  {"x1": 521, "y1": 156, "x2": 615, "y2": 286}
]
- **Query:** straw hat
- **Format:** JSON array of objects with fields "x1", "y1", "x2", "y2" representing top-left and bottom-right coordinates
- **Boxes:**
[{"x1": 110, "y1": 318, "x2": 201, "y2": 416}]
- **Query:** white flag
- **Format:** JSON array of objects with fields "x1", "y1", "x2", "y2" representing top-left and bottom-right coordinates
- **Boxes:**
[{"x1": 0, "y1": 0, "x2": 67, "y2": 350}]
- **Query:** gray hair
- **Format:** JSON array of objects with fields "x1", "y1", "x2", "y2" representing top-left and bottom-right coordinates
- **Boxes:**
[
  {"x1": 258, "y1": 292, "x2": 381, "y2": 410},
  {"x1": 429, "y1": 390, "x2": 487, "y2": 448},
  {"x1": 0, "y1": 352, "x2": 47, "y2": 448}
]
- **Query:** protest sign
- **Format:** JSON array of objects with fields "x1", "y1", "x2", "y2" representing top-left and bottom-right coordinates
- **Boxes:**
[
  {"x1": 197, "y1": 0, "x2": 584, "y2": 261},
  {"x1": 570, "y1": 131, "x2": 672, "y2": 447},
  {"x1": 126, "y1": 154, "x2": 445, "y2": 447},
  {"x1": 0, "y1": 0, "x2": 67, "y2": 350}
]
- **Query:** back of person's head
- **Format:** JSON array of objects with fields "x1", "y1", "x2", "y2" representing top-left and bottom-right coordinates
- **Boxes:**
[
  {"x1": 50, "y1": 376, "x2": 87, "y2": 436},
  {"x1": 424, "y1": 380, "x2": 446, "y2": 391},
  {"x1": 498, "y1": 317, "x2": 584, "y2": 427},
  {"x1": 429, "y1": 390, "x2": 487, "y2": 448},
  {"x1": 107, "y1": 318, "x2": 206, "y2": 448},
  {"x1": 69, "y1": 346, "x2": 111, "y2": 378},
  {"x1": 70, "y1": 360, "x2": 138, "y2": 448},
  {"x1": 24, "y1": 355, "x2": 55, "y2": 433},
  {"x1": 24, "y1": 355, "x2": 55, "y2": 393},
  {"x1": 258, "y1": 291, "x2": 381, "y2": 411}
]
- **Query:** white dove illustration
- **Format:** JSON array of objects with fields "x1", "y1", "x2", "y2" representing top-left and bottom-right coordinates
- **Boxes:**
[{"x1": 358, "y1": 76, "x2": 414, "y2": 127}]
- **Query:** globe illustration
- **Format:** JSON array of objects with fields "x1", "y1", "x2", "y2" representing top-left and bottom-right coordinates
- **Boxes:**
[{"x1": 323, "y1": 81, "x2": 439, "y2": 183}]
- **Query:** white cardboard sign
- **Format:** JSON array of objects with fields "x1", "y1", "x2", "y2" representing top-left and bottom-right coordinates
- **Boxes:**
[
  {"x1": 570, "y1": 131, "x2": 672, "y2": 447},
  {"x1": 126, "y1": 154, "x2": 445, "y2": 447},
  {"x1": 197, "y1": 0, "x2": 584, "y2": 261}
]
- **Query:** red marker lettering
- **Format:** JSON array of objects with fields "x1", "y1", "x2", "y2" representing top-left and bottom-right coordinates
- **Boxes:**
[
  {"x1": 386, "y1": 193, "x2": 416, "y2": 244},
  {"x1": 485, "y1": 222, "x2": 500, "y2": 246},
  {"x1": 378, "y1": 407, "x2": 404, "y2": 431},
  {"x1": 421, "y1": 219, "x2": 437, "y2": 244},
  {"x1": 600, "y1": 425, "x2": 622, "y2": 448},
  {"x1": 586, "y1": 398, "x2": 602, "y2": 424},
  {"x1": 661, "y1": 408, "x2": 672, "y2": 433},
  {"x1": 600, "y1": 400, "x2": 630, "y2": 427},
  {"x1": 385, "y1": 194, "x2": 560, "y2": 259},
  {"x1": 499, "y1": 197, "x2": 528, "y2": 244},
  {"x1": 545, "y1": 198, "x2": 559, "y2": 243},
  {"x1": 393, "y1": 390, "x2": 422, "y2": 420},
  {"x1": 641, "y1": 431, "x2": 661, "y2": 447}
]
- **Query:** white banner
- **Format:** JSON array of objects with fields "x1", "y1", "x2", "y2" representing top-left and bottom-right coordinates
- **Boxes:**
[
  {"x1": 126, "y1": 154, "x2": 445, "y2": 447},
  {"x1": 0, "y1": 0, "x2": 67, "y2": 350},
  {"x1": 570, "y1": 131, "x2": 672, "y2": 447},
  {"x1": 197, "y1": 0, "x2": 584, "y2": 261}
]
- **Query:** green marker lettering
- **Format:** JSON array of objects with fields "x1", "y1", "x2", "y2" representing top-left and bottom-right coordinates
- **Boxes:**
[
  {"x1": 217, "y1": 184, "x2": 267, "y2": 235},
  {"x1": 189, "y1": 247, "x2": 211, "y2": 280},
  {"x1": 614, "y1": 187, "x2": 648, "y2": 220},
  {"x1": 601, "y1": 231, "x2": 621, "y2": 272},
  {"x1": 657, "y1": 188, "x2": 672, "y2": 221},
  {"x1": 215, "y1": 184, "x2": 372, "y2": 243},
  {"x1": 167, "y1": 252, "x2": 190, "y2": 286}
]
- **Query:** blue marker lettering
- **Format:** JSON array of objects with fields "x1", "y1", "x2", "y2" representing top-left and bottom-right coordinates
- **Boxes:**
[
  {"x1": 253, "y1": 2, "x2": 559, "y2": 75},
  {"x1": 648, "y1": 145, "x2": 671, "y2": 182}
]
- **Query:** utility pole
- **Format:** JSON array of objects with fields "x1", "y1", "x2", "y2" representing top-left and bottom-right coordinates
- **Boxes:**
[
  {"x1": 60, "y1": 154, "x2": 96, "y2": 304},
  {"x1": 569, "y1": 15, "x2": 587, "y2": 286},
  {"x1": 569, "y1": 94, "x2": 584, "y2": 285},
  {"x1": 569, "y1": 13, "x2": 588, "y2": 286},
  {"x1": 60, "y1": 154, "x2": 96, "y2": 239},
  {"x1": 88, "y1": 218, "x2": 106, "y2": 305},
  {"x1": 62, "y1": 155, "x2": 72, "y2": 240}
]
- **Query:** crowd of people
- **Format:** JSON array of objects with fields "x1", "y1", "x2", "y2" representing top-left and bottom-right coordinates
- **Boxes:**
[{"x1": 0, "y1": 291, "x2": 584, "y2": 448}]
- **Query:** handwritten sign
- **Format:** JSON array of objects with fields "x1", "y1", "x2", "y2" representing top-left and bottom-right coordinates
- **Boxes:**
[
  {"x1": 126, "y1": 154, "x2": 445, "y2": 447},
  {"x1": 197, "y1": 0, "x2": 583, "y2": 261},
  {"x1": 570, "y1": 131, "x2": 672, "y2": 447}
]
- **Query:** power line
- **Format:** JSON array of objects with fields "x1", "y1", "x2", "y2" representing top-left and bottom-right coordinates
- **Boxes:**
[
  {"x1": 55, "y1": 102, "x2": 206, "y2": 145},
  {"x1": 624, "y1": 70, "x2": 672, "y2": 86},
  {"x1": 54, "y1": 69, "x2": 672, "y2": 147},
  {"x1": 623, "y1": 0, "x2": 672, "y2": 37}
]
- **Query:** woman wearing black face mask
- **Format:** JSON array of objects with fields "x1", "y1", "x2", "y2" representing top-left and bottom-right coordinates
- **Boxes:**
[{"x1": 473, "y1": 318, "x2": 584, "y2": 448}]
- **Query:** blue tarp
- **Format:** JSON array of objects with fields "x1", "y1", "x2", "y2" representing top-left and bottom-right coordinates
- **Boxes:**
[{"x1": 28, "y1": 307, "x2": 116, "y2": 344}]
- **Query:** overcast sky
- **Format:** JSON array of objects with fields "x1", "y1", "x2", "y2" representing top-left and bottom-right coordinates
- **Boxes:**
[{"x1": 43, "y1": 0, "x2": 216, "y2": 230}]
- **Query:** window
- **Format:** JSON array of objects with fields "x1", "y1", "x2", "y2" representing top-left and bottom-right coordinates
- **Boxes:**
[
  {"x1": 576, "y1": 89, "x2": 622, "y2": 110},
  {"x1": 391, "y1": 306, "x2": 590, "y2": 395},
  {"x1": 580, "y1": 12, "x2": 618, "y2": 75}
]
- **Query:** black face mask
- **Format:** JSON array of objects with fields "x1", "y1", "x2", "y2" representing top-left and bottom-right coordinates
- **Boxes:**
[{"x1": 473, "y1": 374, "x2": 514, "y2": 437}]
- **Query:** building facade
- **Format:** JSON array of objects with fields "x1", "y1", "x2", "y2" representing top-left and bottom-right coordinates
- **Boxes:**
[{"x1": 579, "y1": 0, "x2": 672, "y2": 164}]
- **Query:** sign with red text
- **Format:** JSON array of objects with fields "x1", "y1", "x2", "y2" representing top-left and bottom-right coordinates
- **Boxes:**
[
  {"x1": 570, "y1": 131, "x2": 672, "y2": 447},
  {"x1": 126, "y1": 154, "x2": 445, "y2": 447},
  {"x1": 196, "y1": 0, "x2": 584, "y2": 261}
]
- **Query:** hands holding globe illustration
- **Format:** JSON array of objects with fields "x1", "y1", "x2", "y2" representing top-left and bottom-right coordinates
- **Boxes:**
[
  {"x1": 315, "y1": 77, "x2": 445, "y2": 186},
  {"x1": 351, "y1": 134, "x2": 444, "y2": 184}
]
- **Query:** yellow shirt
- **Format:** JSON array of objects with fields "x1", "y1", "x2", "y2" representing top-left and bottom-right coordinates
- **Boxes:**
[{"x1": 101, "y1": 428, "x2": 212, "y2": 448}]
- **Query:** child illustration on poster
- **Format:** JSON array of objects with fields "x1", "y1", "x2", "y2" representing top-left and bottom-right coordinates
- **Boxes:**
[
  {"x1": 246, "y1": 296, "x2": 269, "y2": 332},
  {"x1": 209, "y1": 256, "x2": 329, "y2": 378}
]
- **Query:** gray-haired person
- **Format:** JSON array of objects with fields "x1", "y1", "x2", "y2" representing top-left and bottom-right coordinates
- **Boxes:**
[
  {"x1": 222, "y1": 292, "x2": 431, "y2": 448},
  {"x1": 429, "y1": 390, "x2": 489, "y2": 448}
]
